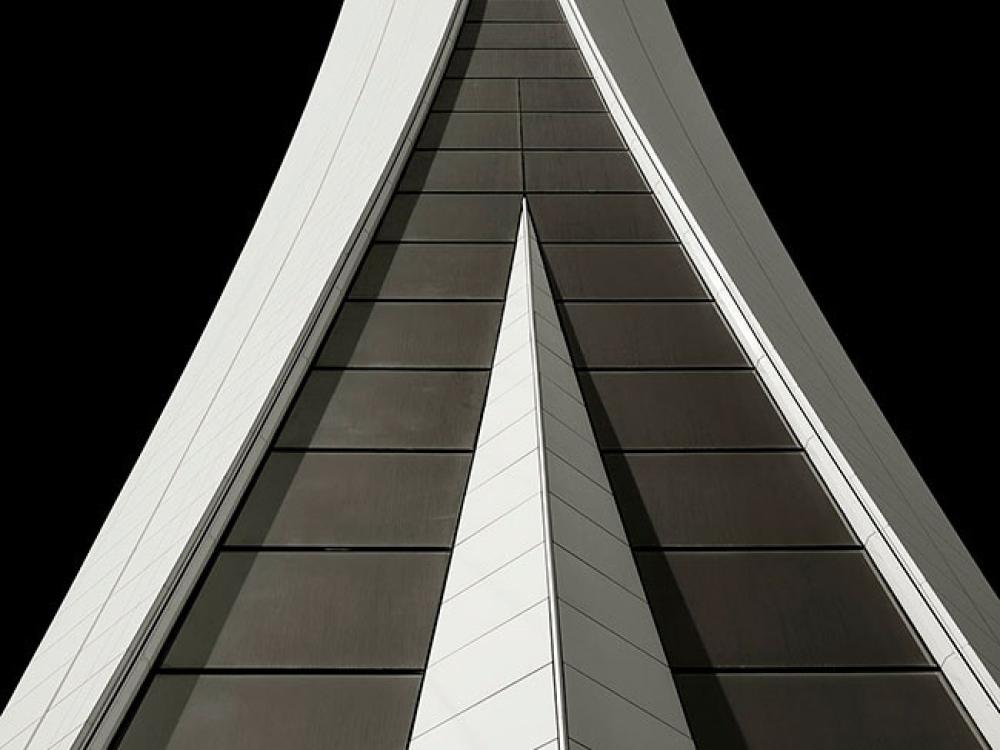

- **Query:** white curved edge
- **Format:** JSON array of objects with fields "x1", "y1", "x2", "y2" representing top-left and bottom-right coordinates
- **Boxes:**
[
  {"x1": 558, "y1": 0, "x2": 1000, "y2": 743},
  {"x1": 0, "y1": 2, "x2": 464, "y2": 748}
]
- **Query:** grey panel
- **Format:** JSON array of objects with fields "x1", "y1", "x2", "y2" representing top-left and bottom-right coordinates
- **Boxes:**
[
  {"x1": 466, "y1": 0, "x2": 564, "y2": 22},
  {"x1": 560, "y1": 302, "x2": 747, "y2": 368},
  {"x1": 606, "y1": 452, "x2": 855, "y2": 547},
  {"x1": 400, "y1": 151, "x2": 521, "y2": 192},
  {"x1": 350, "y1": 243, "x2": 513, "y2": 300},
  {"x1": 164, "y1": 552, "x2": 447, "y2": 668},
  {"x1": 448, "y1": 50, "x2": 587, "y2": 78},
  {"x1": 525, "y1": 151, "x2": 644, "y2": 191},
  {"x1": 579, "y1": 371, "x2": 796, "y2": 449},
  {"x1": 457, "y1": 23, "x2": 575, "y2": 49},
  {"x1": 543, "y1": 244, "x2": 707, "y2": 300},
  {"x1": 520, "y1": 79, "x2": 605, "y2": 111},
  {"x1": 377, "y1": 194, "x2": 520, "y2": 242},
  {"x1": 317, "y1": 302, "x2": 501, "y2": 368},
  {"x1": 674, "y1": 673, "x2": 983, "y2": 749},
  {"x1": 522, "y1": 113, "x2": 624, "y2": 150},
  {"x1": 118, "y1": 675, "x2": 420, "y2": 750},
  {"x1": 277, "y1": 370, "x2": 488, "y2": 449},
  {"x1": 417, "y1": 112, "x2": 520, "y2": 149},
  {"x1": 573, "y1": 0, "x2": 1000, "y2": 684},
  {"x1": 227, "y1": 452, "x2": 470, "y2": 547},
  {"x1": 432, "y1": 79, "x2": 518, "y2": 111},
  {"x1": 529, "y1": 195, "x2": 675, "y2": 242},
  {"x1": 638, "y1": 551, "x2": 930, "y2": 668}
]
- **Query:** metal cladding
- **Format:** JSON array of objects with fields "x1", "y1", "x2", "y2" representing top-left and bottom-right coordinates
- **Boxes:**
[
  {"x1": 410, "y1": 204, "x2": 693, "y2": 748},
  {"x1": 3, "y1": 0, "x2": 996, "y2": 748}
]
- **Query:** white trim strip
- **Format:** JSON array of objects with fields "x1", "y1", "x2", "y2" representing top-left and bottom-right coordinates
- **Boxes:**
[
  {"x1": 524, "y1": 202, "x2": 571, "y2": 750},
  {"x1": 558, "y1": 0, "x2": 999, "y2": 742}
]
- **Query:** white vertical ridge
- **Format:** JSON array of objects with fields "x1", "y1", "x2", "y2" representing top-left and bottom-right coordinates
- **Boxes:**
[
  {"x1": 411, "y1": 202, "x2": 693, "y2": 749},
  {"x1": 524, "y1": 203, "x2": 571, "y2": 750},
  {"x1": 525, "y1": 205, "x2": 694, "y2": 750},
  {"x1": 410, "y1": 203, "x2": 560, "y2": 750}
]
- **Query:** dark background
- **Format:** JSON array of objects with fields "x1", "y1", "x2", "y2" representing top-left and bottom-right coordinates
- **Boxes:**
[{"x1": 5, "y1": 2, "x2": 993, "y2": 704}]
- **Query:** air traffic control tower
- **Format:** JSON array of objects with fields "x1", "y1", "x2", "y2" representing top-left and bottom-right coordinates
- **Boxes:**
[{"x1": 3, "y1": 1, "x2": 998, "y2": 747}]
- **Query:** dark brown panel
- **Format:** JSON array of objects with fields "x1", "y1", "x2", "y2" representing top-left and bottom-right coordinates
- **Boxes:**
[
  {"x1": 457, "y1": 22, "x2": 575, "y2": 49},
  {"x1": 579, "y1": 371, "x2": 796, "y2": 449},
  {"x1": 417, "y1": 112, "x2": 520, "y2": 149},
  {"x1": 317, "y1": 302, "x2": 501, "y2": 368},
  {"x1": 525, "y1": 151, "x2": 644, "y2": 191},
  {"x1": 432, "y1": 79, "x2": 518, "y2": 111},
  {"x1": 377, "y1": 194, "x2": 520, "y2": 242},
  {"x1": 529, "y1": 195, "x2": 674, "y2": 243},
  {"x1": 560, "y1": 302, "x2": 747, "y2": 368},
  {"x1": 675, "y1": 673, "x2": 983, "y2": 750},
  {"x1": 350, "y1": 243, "x2": 513, "y2": 300},
  {"x1": 466, "y1": 0, "x2": 564, "y2": 23},
  {"x1": 522, "y1": 113, "x2": 624, "y2": 149},
  {"x1": 520, "y1": 79, "x2": 604, "y2": 111},
  {"x1": 164, "y1": 552, "x2": 447, "y2": 668},
  {"x1": 606, "y1": 452, "x2": 854, "y2": 547},
  {"x1": 543, "y1": 244, "x2": 707, "y2": 300},
  {"x1": 118, "y1": 675, "x2": 420, "y2": 750},
  {"x1": 400, "y1": 151, "x2": 521, "y2": 192},
  {"x1": 448, "y1": 50, "x2": 587, "y2": 78},
  {"x1": 277, "y1": 370, "x2": 488, "y2": 449},
  {"x1": 638, "y1": 551, "x2": 930, "y2": 668},
  {"x1": 227, "y1": 452, "x2": 471, "y2": 547}
]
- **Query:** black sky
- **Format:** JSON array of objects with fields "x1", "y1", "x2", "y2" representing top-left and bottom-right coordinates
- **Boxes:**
[{"x1": 5, "y1": 2, "x2": 994, "y2": 704}]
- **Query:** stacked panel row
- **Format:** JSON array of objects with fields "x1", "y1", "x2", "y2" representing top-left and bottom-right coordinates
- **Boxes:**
[
  {"x1": 110, "y1": 4, "x2": 532, "y2": 745},
  {"x1": 107, "y1": 0, "x2": 985, "y2": 746},
  {"x1": 526, "y1": 5, "x2": 984, "y2": 741}
]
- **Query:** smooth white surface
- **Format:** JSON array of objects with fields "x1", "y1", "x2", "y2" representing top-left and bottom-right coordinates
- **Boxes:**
[
  {"x1": 0, "y1": 1, "x2": 461, "y2": 747},
  {"x1": 412, "y1": 202, "x2": 692, "y2": 748},
  {"x1": 410, "y1": 666, "x2": 559, "y2": 750},
  {"x1": 413, "y1": 205, "x2": 561, "y2": 746},
  {"x1": 559, "y1": 0, "x2": 999, "y2": 741}
]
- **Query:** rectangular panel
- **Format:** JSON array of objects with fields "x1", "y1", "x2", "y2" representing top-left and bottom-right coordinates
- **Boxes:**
[
  {"x1": 277, "y1": 370, "x2": 488, "y2": 449},
  {"x1": 409, "y1": 666, "x2": 558, "y2": 749},
  {"x1": 525, "y1": 151, "x2": 645, "y2": 191},
  {"x1": 466, "y1": 0, "x2": 564, "y2": 22},
  {"x1": 674, "y1": 674, "x2": 983, "y2": 749},
  {"x1": 522, "y1": 113, "x2": 624, "y2": 149},
  {"x1": 559, "y1": 302, "x2": 747, "y2": 368},
  {"x1": 457, "y1": 23, "x2": 575, "y2": 49},
  {"x1": 417, "y1": 112, "x2": 520, "y2": 149},
  {"x1": 350, "y1": 243, "x2": 513, "y2": 300},
  {"x1": 520, "y1": 79, "x2": 604, "y2": 111},
  {"x1": 448, "y1": 50, "x2": 587, "y2": 78},
  {"x1": 227, "y1": 452, "x2": 471, "y2": 547},
  {"x1": 118, "y1": 675, "x2": 420, "y2": 750},
  {"x1": 529, "y1": 195, "x2": 676, "y2": 242},
  {"x1": 543, "y1": 245, "x2": 707, "y2": 300},
  {"x1": 637, "y1": 551, "x2": 930, "y2": 667},
  {"x1": 605, "y1": 453, "x2": 855, "y2": 547},
  {"x1": 317, "y1": 302, "x2": 502, "y2": 368},
  {"x1": 579, "y1": 371, "x2": 796, "y2": 449},
  {"x1": 432, "y1": 79, "x2": 518, "y2": 111},
  {"x1": 377, "y1": 194, "x2": 521, "y2": 242},
  {"x1": 400, "y1": 151, "x2": 522, "y2": 192},
  {"x1": 164, "y1": 552, "x2": 448, "y2": 668}
]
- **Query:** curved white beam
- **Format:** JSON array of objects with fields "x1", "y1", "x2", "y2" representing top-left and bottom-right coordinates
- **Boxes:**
[
  {"x1": 558, "y1": 0, "x2": 999, "y2": 742},
  {"x1": 0, "y1": 2, "x2": 462, "y2": 748}
]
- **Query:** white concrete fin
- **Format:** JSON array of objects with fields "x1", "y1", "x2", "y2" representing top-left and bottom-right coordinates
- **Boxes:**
[{"x1": 410, "y1": 201, "x2": 693, "y2": 749}]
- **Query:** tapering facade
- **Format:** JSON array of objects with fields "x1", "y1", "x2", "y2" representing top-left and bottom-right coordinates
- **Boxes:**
[{"x1": 3, "y1": 0, "x2": 998, "y2": 748}]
